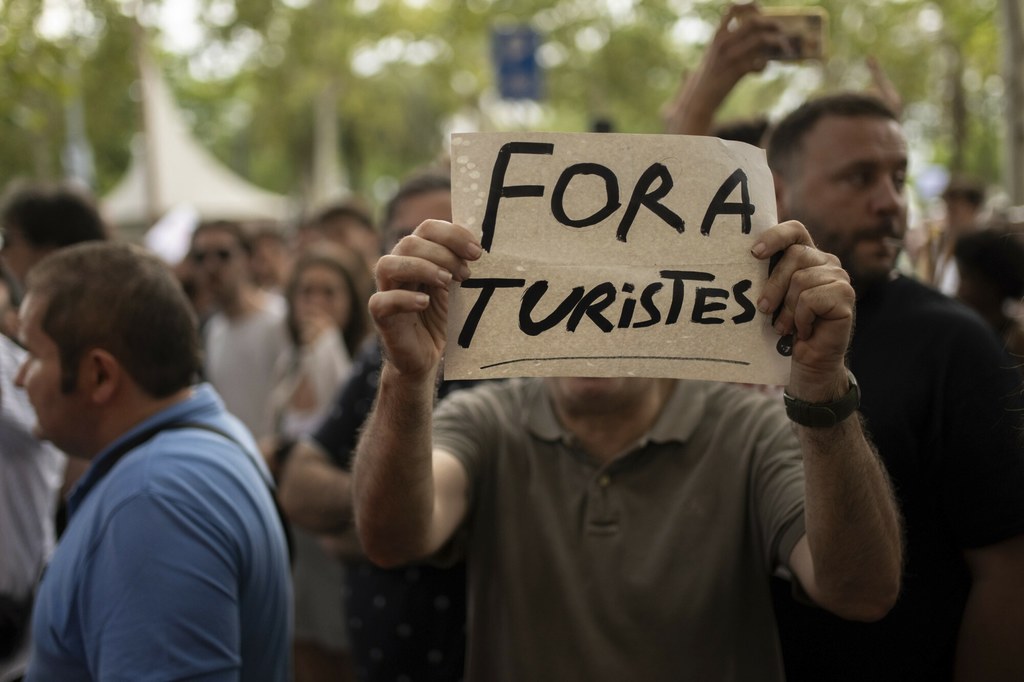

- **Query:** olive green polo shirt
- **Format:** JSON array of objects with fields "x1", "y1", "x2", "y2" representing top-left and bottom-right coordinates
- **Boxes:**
[{"x1": 432, "y1": 378, "x2": 806, "y2": 682}]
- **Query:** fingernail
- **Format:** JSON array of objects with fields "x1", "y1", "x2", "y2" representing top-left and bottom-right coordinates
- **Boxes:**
[
  {"x1": 757, "y1": 297, "x2": 771, "y2": 313},
  {"x1": 437, "y1": 269, "x2": 453, "y2": 285},
  {"x1": 415, "y1": 293, "x2": 430, "y2": 307},
  {"x1": 466, "y1": 242, "x2": 483, "y2": 258},
  {"x1": 750, "y1": 242, "x2": 766, "y2": 257},
  {"x1": 458, "y1": 264, "x2": 472, "y2": 281}
]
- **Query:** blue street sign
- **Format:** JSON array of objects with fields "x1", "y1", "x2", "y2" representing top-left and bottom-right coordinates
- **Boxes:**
[{"x1": 491, "y1": 25, "x2": 543, "y2": 101}]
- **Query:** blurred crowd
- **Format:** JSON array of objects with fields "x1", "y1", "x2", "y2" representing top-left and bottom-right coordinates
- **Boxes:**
[{"x1": 1, "y1": 3, "x2": 1022, "y2": 682}]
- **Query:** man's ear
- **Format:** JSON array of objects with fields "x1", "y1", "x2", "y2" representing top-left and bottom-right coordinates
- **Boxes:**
[{"x1": 79, "y1": 349, "x2": 122, "y2": 405}]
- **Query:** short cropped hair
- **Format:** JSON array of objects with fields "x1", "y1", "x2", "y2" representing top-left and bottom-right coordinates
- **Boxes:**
[
  {"x1": 766, "y1": 93, "x2": 898, "y2": 180},
  {"x1": 712, "y1": 116, "x2": 771, "y2": 148},
  {"x1": 1, "y1": 182, "x2": 107, "y2": 248},
  {"x1": 26, "y1": 242, "x2": 201, "y2": 397},
  {"x1": 190, "y1": 220, "x2": 253, "y2": 256},
  {"x1": 313, "y1": 200, "x2": 375, "y2": 233},
  {"x1": 381, "y1": 170, "x2": 451, "y2": 231},
  {"x1": 249, "y1": 221, "x2": 291, "y2": 245}
]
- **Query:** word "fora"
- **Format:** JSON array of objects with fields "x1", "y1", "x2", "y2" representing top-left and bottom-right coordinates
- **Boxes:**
[
  {"x1": 456, "y1": 270, "x2": 757, "y2": 348},
  {"x1": 480, "y1": 141, "x2": 756, "y2": 251}
]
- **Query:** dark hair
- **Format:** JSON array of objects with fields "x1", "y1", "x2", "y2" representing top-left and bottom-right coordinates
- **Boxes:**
[
  {"x1": 766, "y1": 93, "x2": 898, "y2": 179},
  {"x1": 1, "y1": 182, "x2": 107, "y2": 248},
  {"x1": 284, "y1": 245, "x2": 370, "y2": 356},
  {"x1": 249, "y1": 221, "x2": 291, "y2": 245},
  {"x1": 190, "y1": 220, "x2": 253, "y2": 256},
  {"x1": 312, "y1": 200, "x2": 375, "y2": 233},
  {"x1": 955, "y1": 229, "x2": 1024, "y2": 300},
  {"x1": 712, "y1": 116, "x2": 771, "y2": 148},
  {"x1": 942, "y1": 177, "x2": 986, "y2": 208},
  {"x1": 26, "y1": 242, "x2": 201, "y2": 397},
  {"x1": 381, "y1": 170, "x2": 451, "y2": 231}
]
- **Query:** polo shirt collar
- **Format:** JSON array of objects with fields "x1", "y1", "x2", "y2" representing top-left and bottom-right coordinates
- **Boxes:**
[{"x1": 67, "y1": 384, "x2": 220, "y2": 515}]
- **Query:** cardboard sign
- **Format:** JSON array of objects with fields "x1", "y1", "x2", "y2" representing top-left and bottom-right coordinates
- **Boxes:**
[{"x1": 445, "y1": 132, "x2": 791, "y2": 385}]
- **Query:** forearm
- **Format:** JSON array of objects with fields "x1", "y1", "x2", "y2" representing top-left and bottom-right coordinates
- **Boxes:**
[
  {"x1": 664, "y1": 3, "x2": 780, "y2": 136},
  {"x1": 277, "y1": 441, "x2": 353, "y2": 532},
  {"x1": 352, "y1": 362, "x2": 439, "y2": 567},
  {"x1": 664, "y1": 69, "x2": 731, "y2": 136},
  {"x1": 797, "y1": 415, "x2": 903, "y2": 621}
]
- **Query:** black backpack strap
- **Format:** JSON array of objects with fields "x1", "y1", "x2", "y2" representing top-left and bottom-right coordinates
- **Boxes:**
[
  {"x1": 86, "y1": 422, "x2": 180, "y2": 489},
  {"x1": 160, "y1": 421, "x2": 294, "y2": 564}
]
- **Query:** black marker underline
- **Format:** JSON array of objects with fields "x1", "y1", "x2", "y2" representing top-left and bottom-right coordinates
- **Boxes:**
[{"x1": 479, "y1": 355, "x2": 751, "y2": 370}]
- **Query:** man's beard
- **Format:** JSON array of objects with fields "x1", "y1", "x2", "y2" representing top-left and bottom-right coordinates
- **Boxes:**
[{"x1": 802, "y1": 217, "x2": 904, "y2": 297}]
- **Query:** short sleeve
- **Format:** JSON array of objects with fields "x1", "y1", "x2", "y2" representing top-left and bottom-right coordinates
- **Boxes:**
[
  {"x1": 745, "y1": 398, "x2": 806, "y2": 574},
  {"x1": 430, "y1": 386, "x2": 500, "y2": 507}
]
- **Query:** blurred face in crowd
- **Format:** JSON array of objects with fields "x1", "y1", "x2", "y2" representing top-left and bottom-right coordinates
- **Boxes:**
[
  {"x1": 293, "y1": 263, "x2": 352, "y2": 332},
  {"x1": 943, "y1": 194, "x2": 982, "y2": 237},
  {"x1": 0, "y1": 222, "x2": 47, "y2": 287},
  {"x1": 190, "y1": 227, "x2": 250, "y2": 306},
  {"x1": 0, "y1": 277, "x2": 19, "y2": 339},
  {"x1": 776, "y1": 114, "x2": 908, "y2": 291},
  {"x1": 383, "y1": 189, "x2": 453, "y2": 252},
  {"x1": 250, "y1": 233, "x2": 293, "y2": 291},
  {"x1": 319, "y1": 216, "x2": 380, "y2": 273},
  {"x1": 15, "y1": 293, "x2": 89, "y2": 456}
]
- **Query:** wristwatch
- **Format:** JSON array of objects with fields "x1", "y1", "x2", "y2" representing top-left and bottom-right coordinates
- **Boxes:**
[{"x1": 783, "y1": 370, "x2": 860, "y2": 428}]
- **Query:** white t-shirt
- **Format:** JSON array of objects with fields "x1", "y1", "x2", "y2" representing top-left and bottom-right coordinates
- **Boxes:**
[{"x1": 203, "y1": 294, "x2": 288, "y2": 440}]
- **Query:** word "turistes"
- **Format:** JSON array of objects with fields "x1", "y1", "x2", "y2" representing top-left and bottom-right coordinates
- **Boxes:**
[{"x1": 456, "y1": 270, "x2": 756, "y2": 348}]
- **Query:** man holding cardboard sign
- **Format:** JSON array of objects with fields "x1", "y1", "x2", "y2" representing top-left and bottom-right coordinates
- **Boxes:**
[{"x1": 353, "y1": 133, "x2": 901, "y2": 681}]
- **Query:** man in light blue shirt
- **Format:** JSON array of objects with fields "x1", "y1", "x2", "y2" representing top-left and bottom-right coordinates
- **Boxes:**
[{"x1": 17, "y1": 242, "x2": 291, "y2": 681}]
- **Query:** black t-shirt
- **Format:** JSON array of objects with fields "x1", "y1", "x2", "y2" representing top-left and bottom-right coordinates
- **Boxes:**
[
  {"x1": 313, "y1": 338, "x2": 476, "y2": 682},
  {"x1": 772, "y1": 275, "x2": 1024, "y2": 681}
]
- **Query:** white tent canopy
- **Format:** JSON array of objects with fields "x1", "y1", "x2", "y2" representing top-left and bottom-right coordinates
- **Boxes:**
[{"x1": 102, "y1": 51, "x2": 290, "y2": 228}]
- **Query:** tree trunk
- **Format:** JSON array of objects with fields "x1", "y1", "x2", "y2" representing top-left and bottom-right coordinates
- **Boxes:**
[
  {"x1": 1001, "y1": 0, "x2": 1024, "y2": 204},
  {"x1": 948, "y1": 42, "x2": 966, "y2": 174}
]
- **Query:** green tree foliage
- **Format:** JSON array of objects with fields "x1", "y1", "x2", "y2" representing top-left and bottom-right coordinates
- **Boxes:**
[{"x1": 0, "y1": 0, "x2": 1010, "y2": 211}]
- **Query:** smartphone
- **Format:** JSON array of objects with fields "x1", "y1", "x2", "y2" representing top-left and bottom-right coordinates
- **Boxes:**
[{"x1": 762, "y1": 7, "x2": 828, "y2": 61}]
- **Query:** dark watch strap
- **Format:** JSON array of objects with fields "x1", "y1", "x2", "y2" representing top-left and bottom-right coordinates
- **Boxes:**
[{"x1": 783, "y1": 370, "x2": 860, "y2": 428}]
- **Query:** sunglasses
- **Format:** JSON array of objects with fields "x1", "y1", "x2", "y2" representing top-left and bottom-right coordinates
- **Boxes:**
[{"x1": 191, "y1": 248, "x2": 234, "y2": 265}]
